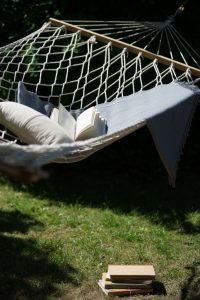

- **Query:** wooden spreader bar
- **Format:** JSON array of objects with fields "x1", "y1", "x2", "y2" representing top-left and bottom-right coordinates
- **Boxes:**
[{"x1": 50, "y1": 18, "x2": 200, "y2": 78}]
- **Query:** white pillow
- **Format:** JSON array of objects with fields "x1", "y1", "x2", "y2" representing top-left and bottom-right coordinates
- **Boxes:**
[{"x1": 0, "y1": 102, "x2": 73, "y2": 144}]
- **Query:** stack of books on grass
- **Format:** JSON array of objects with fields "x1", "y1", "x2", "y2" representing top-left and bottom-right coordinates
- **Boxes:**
[{"x1": 98, "y1": 264, "x2": 155, "y2": 296}]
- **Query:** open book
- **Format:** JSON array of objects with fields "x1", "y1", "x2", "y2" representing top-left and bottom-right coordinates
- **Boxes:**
[{"x1": 50, "y1": 104, "x2": 107, "y2": 141}]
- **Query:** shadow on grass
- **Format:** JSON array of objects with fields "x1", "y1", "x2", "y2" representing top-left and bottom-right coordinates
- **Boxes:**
[
  {"x1": 0, "y1": 210, "x2": 42, "y2": 234},
  {"x1": 7, "y1": 109, "x2": 200, "y2": 234},
  {"x1": 181, "y1": 261, "x2": 200, "y2": 300},
  {"x1": 0, "y1": 210, "x2": 82, "y2": 300},
  {"x1": 152, "y1": 280, "x2": 167, "y2": 296}
]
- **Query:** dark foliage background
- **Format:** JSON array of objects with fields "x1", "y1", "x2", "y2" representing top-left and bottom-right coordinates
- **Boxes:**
[{"x1": 0, "y1": 0, "x2": 199, "y2": 48}]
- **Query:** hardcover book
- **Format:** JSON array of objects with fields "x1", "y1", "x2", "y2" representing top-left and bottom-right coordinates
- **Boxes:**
[
  {"x1": 98, "y1": 279, "x2": 153, "y2": 296},
  {"x1": 101, "y1": 272, "x2": 152, "y2": 289},
  {"x1": 108, "y1": 265, "x2": 155, "y2": 282}
]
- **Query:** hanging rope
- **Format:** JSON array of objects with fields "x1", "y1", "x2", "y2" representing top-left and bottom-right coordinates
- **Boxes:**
[{"x1": 166, "y1": 0, "x2": 190, "y2": 24}]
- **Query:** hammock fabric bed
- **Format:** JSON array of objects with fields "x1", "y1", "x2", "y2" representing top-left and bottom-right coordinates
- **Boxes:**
[{"x1": 0, "y1": 16, "x2": 200, "y2": 183}]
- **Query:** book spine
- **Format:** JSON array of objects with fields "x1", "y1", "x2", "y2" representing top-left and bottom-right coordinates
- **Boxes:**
[
  {"x1": 107, "y1": 288, "x2": 153, "y2": 296},
  {"x1": 104, "y1": 283, "x2": 152, "y2": 289},
  {"x1": 110, "y1": 275, "x2": 155, "y2": 282}
]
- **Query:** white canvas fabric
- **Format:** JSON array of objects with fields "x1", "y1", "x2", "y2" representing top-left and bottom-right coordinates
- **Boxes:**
[{"x1": 17, "y1": 81, "x2": 54, "y2": 116}]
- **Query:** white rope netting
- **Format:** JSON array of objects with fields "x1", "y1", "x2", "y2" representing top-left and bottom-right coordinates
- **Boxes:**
[{"x1": 1, "y1": 20, "x2": 198, "y2": 108}]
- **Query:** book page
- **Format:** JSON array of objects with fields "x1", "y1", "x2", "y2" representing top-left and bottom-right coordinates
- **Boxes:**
[
  {"x1": 75, "y1": 107, "x2": 107, "y2": 140},
  {"x1": 58, "y1": 104, "x2": 76, "y2": 140},
  {"x1": 50, "y1": 107, "x2": 59, "y2": 123},
  {"x1": 75, "y1": 106, "x2": 96, "y2": 139}
]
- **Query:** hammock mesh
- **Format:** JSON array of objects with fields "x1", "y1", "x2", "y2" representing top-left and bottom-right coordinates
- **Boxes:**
[{"x1": 0, "y1": 18, "x2": 199, "y2": 177}]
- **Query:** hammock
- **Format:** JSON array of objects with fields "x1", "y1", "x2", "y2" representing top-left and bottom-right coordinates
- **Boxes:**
[{"x1": 0, "y1": 17, "x2": 200, "y2": 182}]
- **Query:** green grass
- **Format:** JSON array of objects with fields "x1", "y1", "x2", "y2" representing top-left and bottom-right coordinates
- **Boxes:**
[{"x1": 0, "y1": 127, "x2": 200, "y2": 300}]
